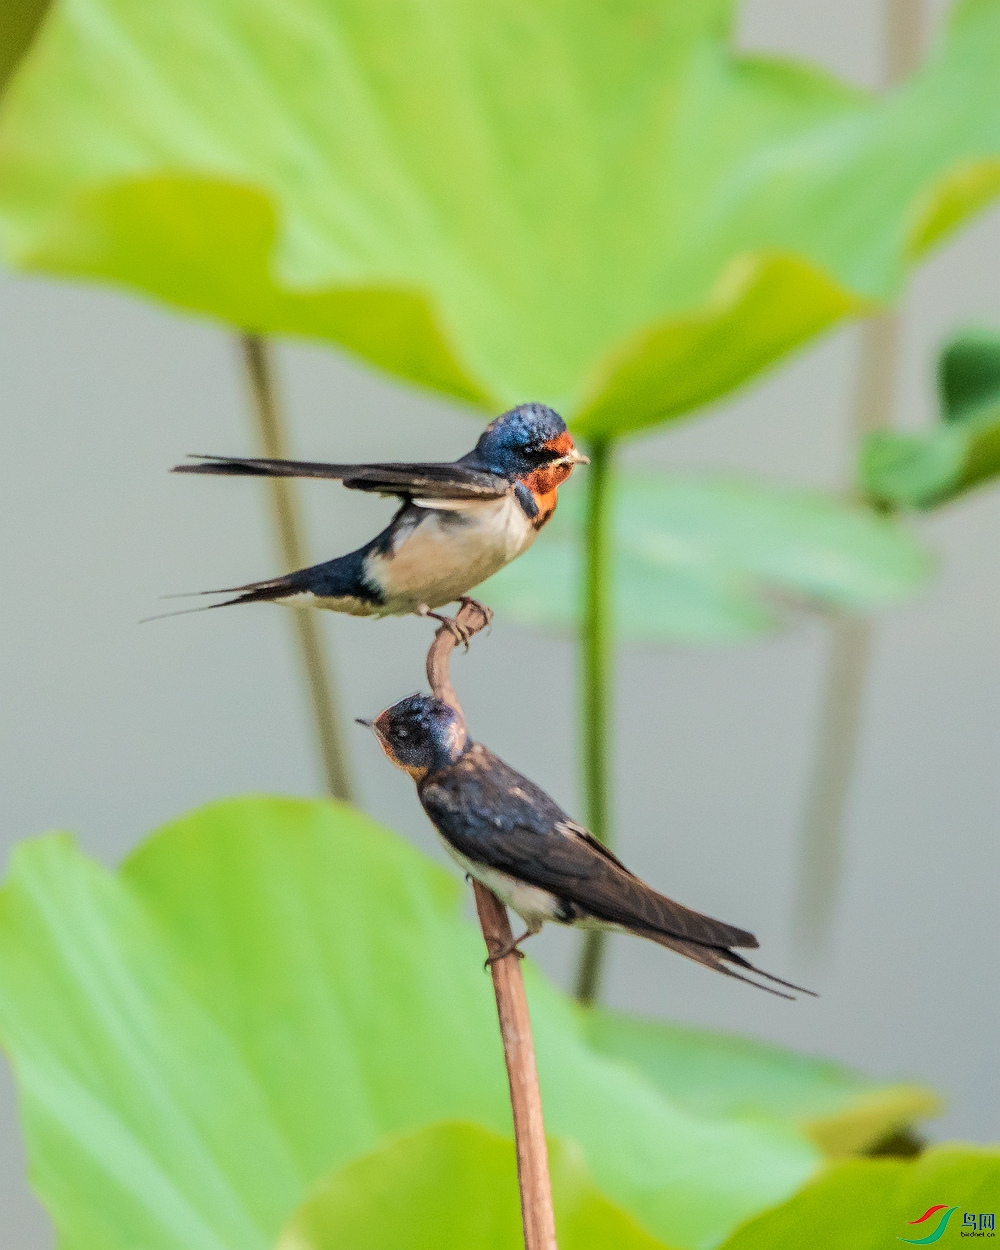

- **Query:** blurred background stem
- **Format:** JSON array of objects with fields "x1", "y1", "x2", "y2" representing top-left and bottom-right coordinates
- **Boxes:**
[
  {"x1": 239, "y1": 333, "x2": 354, "y2": 802},
  {"x1": 792, "y1": 0, "x2": 921, "y2": 966},
  {"x1": 574, "y1": 436, "x2": 615, "y2": 1004}
]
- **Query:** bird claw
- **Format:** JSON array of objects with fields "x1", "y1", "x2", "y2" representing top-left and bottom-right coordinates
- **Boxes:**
[
  {"x1": 484, "y1": 945, "x2": 526, "y2": 969},
  {"x1": 457, "y1": 597, "x2": 493, "y2": 628},
  {"x1": 440, "y1": 615, "x2": 472, "y2": 649},
  {"x1": 416, "y1": 604, "x2": 475, "y2": 648},
  {"x1": 482, "y1": 923, "x2": 537, "y2": 968},
  {"x1": 449, "y1": 618, "x2": 474, "y2": 649},
  {"x1": 416, "y1": 599, "x2": 493, "y2": 648}
]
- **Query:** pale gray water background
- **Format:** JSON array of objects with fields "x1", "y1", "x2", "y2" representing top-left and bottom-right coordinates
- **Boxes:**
[{"x1": 2, "y1": 0, "x2": 998, "y2": 1242}]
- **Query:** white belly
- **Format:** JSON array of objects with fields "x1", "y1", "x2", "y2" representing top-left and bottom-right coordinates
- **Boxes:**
[
  {"x1": 442, "y1": 845, "x2": 564, "y2": 927},
  {"x1": 366, "y1": 496, "x2": 537, "y2": 612}
]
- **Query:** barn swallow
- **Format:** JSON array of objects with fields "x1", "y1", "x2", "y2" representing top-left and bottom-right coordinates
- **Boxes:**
[
  {"x1": 362, "y1": 693, "x2": 815, "y2": 998},
  {"x1": 171, "y1": 403, "x2": 587, "y2": 626}
]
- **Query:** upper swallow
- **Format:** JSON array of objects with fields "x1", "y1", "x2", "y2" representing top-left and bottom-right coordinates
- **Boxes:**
[
  {"x1": 363, "y1": 693, "x2": 815, "y2": 999},
  {"x1": 171, "y1": 403, "x2": 587, "y2": 621}
]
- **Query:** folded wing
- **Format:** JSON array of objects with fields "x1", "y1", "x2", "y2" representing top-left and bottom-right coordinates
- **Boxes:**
[
  {"x1": 420, "y1": 751, "x2": 757, "y2": 950},
  {"x1": 173, "y1": 456, "x2": 509, "y2": 500},
  {"x1": 501, "y1": 823, "x2": 758, "y2": 950},
  {"x1": 421, "y1": 749, "x2": 818, "y2": 998}
]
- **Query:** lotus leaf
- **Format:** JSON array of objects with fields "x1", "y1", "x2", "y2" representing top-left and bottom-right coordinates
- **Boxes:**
[{"x1": 4, "y1": 1, "x2": 1000, "y2": 430}]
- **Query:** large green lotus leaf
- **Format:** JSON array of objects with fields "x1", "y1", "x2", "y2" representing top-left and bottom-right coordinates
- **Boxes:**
[
  {"x1": 277, "y1": 1122, "x2": 670, "y2": 1250},
  {"x1": 16, "y1": 176, "x2": 493, "y2": 407},
  {"x1": 719, "y1": 1147, "x2": 1000, "y2": 1249},
  {"x1": 483, "y1": 475, "x2": 931, "y2": 641},
  {"x1": 861, "y1": 327, "x2": 1000, "y2": 509},
  {"x1": 0, "y1": 797, "x2": 820, "y2": 1250},
  {"x1": 5, "y1": 2, "x2": 1000, "y2": 433},
  {"x1": 581, "y1": 1010, "x2": 941, "y2": 1159}
]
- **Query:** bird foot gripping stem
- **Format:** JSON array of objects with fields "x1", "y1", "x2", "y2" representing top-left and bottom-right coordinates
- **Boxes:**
[
  {"x1": 483, "y1": 925, "x2": 539, "y2": 968},
  {"x1": 418, "y1": 599, "x2": 493, "y2": 650}
]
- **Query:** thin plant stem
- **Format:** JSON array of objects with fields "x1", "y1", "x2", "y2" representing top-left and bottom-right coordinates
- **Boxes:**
[
  {"x1": 885, "y1": 0, "x2": 924, "y2": 83},
  {"x1": 426, "y1": 605, "x2": 558, "y2": 1250},
  {"x1": 239, "y1": 333, "x2": 354, "y2": 802},
  {"x1": 792, "y1": 1, "x2": 921, "y2": 965},
  {"x1": 573, "y1": 436, "x2": 614, "y2": 1004},
  {"x1": 794, "y1": 316, "x2": 900, "y2": 962},
  {"x1": 473, "y1": 881, "x2": 558, "y2": 1250},
  {"x1": 792, "y1": 615, "x2": 876, "y2": 962}
]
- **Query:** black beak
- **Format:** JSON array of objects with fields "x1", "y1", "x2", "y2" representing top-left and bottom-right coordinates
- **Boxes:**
[{"x1": 355, "y1": 717, "x2": 374, "y2": 729}]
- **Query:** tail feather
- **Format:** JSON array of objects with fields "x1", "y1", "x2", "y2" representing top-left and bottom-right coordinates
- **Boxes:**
[
  {"x1": 723, "y1": 950, "x2": 817, "y2": 996},
  {"x1": 141, "y1": 571, "x2": 309, "y2": 622},
  {"x1": 643, "y1": 930, "x2": 816, "y2": 1000}
]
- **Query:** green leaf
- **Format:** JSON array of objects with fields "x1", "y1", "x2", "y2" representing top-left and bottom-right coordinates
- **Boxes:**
[
  {"x1": 277, "y1": 1122, "x2": 670, "y2": 1250},
  {"x1": 15, "y1": 177, "x2": 494, "y2": 408},
  {"x1": 861, "y1": 327, "x2": 1000, "y2": 508},
  {"x1": 0, "y1": 0, "x2": 50, "y2": 94},
  {"x1": 571, "y1": 253, "x2": 867, "y2": 440},
  {"x1": 581, "y1": 1010, "x2": 941, "y2": 1159},
  {"x1": 0, "y1": 798, "x2": 820, "y2": 1250},
  {"x1": 4, "y1": 1, "x2": 1000, "y2": 430},
  {"x1": 484, "y1": 475, "x2": 931, "y2": 641},
  {"x1": 939, "y1": 327, "x2": 1000, "y2": 422},
  {"x1": 859, "y1": 429, "x2": 970, "y2": 510},
  {"x1": 719, "y1": 1146, "x2": 1000, "y2": 1249}
]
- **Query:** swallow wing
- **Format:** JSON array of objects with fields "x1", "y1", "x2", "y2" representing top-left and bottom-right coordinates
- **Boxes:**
[
  {"x1": 420, "y1": 748, "x2": 758, "y2": 951},
  {"x1": 174, "y1": 456, "x2": 509, "y2": 501}
]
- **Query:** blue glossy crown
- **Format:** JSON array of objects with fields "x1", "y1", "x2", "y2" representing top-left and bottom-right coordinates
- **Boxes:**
[{"x1": 472, "y1": 403, "x2": 567, "y2": 475}]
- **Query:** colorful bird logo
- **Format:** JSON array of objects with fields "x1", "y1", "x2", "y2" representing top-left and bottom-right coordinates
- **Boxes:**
[{"x1": 898, "y1": 1205, "x2": 959, "y2": 1244}]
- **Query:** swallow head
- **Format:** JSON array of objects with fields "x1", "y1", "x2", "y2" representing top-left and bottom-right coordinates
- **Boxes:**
[
  {"x1": 471, "y1": 403, "x2": 588, "y2": 485},
  {"x1": 361, "y1": 693, "x2": 468, "y2": 780}
]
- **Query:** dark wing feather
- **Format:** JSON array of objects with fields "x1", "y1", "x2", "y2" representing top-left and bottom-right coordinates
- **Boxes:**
[
  {"x1": 420, "y1": 746, "x2": 758, "y2": 951},
  {"x1": 173, "y1": 456, "x2": 509, "y2": 500}
]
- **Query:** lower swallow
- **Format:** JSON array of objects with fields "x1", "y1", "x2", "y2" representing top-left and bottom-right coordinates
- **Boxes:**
[{"x1": 363, "y1": 693, "x2": 815, "y2": 998}]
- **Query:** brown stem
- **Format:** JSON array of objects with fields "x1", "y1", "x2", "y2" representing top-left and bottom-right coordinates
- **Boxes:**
[
  {"x1": 239, "y1": 333, "x2": 353, "y2": 802},
  {"x1": 885, "y1": 0, "x2": 923, "y2": 84},
  {"x1": 473, "y1": 881, "x2": 558, "y2": 1250},
  {"x1": 423, "y1": 603, "x2": 493, "y2": 712},
  {"x1": 425, "y1": 604, "x2": 558, "y2": 1250}
]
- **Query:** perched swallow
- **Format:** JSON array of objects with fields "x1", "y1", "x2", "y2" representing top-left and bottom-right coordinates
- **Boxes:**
[
  {"x1": 363, "y1": 694, "x2": 814, "y2": 998},
  {"x1": 171, "y1": 403, "x2": 587, "y2": 624}
]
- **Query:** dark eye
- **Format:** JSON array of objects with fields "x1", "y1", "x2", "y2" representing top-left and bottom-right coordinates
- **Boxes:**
[{"x1": 398, "y1": 728, "x2": 408, "y2": 738}]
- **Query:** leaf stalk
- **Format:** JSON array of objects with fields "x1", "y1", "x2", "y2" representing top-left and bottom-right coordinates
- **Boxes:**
[
  {"x1": 574, "y1": 436, "x2": 614, "y2": 1004},
  {"x1": 792, "y1": 0, "x2": 922, "y2": 963},
  {"x1": 239, "y1": 333, "x2": 354, "y2": 802}
]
